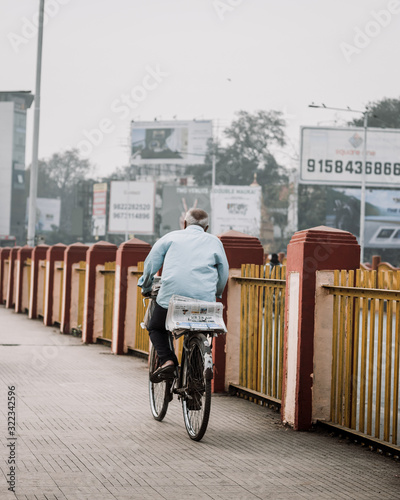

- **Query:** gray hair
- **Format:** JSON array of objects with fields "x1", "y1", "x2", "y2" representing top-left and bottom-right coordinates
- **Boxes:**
[{"x1": 184, "y1": 208, "x2": 209, "y2": 229}]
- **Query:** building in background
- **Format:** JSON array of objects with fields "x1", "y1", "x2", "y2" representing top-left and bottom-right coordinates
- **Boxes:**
[{"x1": 0, "y1": 91, "x2": 34, "y2": 246}]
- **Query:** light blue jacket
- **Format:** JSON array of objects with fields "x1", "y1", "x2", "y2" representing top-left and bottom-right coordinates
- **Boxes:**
[{"x1": 138, "y1": 224, "x2": 229, "y2": 308}]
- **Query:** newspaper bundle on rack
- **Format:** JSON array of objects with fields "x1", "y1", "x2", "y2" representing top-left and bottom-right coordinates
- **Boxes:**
[{"x1": 166, "y1": 295, "x2": 227, "y2": 335}]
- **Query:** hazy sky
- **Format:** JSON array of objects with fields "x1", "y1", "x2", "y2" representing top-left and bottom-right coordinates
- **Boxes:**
[{"x1": 2, "y1": 0, "x2": 400, "y2": 177}]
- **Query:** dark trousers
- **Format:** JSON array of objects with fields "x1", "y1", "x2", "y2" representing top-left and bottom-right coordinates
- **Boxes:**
[{"x1": 148, "y1": 302, "x2": 178, "y2": 366}]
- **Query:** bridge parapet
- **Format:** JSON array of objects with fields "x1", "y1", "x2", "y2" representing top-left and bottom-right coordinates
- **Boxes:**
[
  {"x1": 29, "y1": 245, "x2": 49, "y2": 319},
  {"x1": 82, "y1": 241, "x2": 117, "y2": 345},
  {"x1": 281, "y1": 226, "x2": 360, "y2": 431},
  {"x1": 60, "y1": 243, "x2": 89, "y2": 334},
  {"x1": 15, "y1": 245, "x2": 33, "y2": 313}
]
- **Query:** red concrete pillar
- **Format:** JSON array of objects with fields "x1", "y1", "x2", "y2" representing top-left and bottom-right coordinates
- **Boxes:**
[
  {"x1": 112, "y1": 237, "x2": 151, "y2": 354},
  {"x1": 0, "y1": 247, "x2": 11, "y2": 305},
  {"x1": 217, "y1": 230, "x2": 264, "y2": 393},
  {"x1": 60, "y1": 243, "x2": 89, "y2": 334},
  {"x1": 15, "y1": 246, "x2": 33, "y2": 313},
  {"x1": 281, "y1": 226, "x2": 360, "y2": 430},
  {"x1": 6, "y1": 247, "x2": 21, "y2": 309},
  {"x1": 44, "y1": 244, "x2": 67, "y2": 326},
  {"x1": 29, "y1": 245, "x2": 49, "y2": 319},
  {"x1": 82, "y1": 241, "x2": 117, "y2": 344}
]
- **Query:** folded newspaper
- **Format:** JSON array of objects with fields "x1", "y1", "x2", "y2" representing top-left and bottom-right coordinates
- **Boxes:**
[{"x1": 165, "y1": 295, "x2": 227, "y2": 335}]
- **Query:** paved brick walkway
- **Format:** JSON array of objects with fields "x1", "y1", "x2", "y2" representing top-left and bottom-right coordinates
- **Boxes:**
[{"x1": 0, "y1": 306, "x2": 399, "y2": 500}]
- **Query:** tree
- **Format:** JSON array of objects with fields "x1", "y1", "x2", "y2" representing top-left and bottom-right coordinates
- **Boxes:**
[
  {"x1": 297, "y1": 185, "x2": 327, "y2": 231},
  {"x1": 26, "y1": 149, "x2": 94, "y2": 244},
  {"x1": 190, "y1": 110, "x2": 289, "y2": 249},
  {"x1": 38, "y1": 149, "x2": 92, "y2": 192},
  {"x1": 349, "y1": 97, "x2": 400, "y2": 129},
  {"x1": 192, "y1": 110, "x2": 286, "y2": 186}
]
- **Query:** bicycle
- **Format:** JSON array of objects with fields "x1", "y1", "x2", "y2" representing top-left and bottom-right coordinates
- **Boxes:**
[{"x1": 146, "y1": 290, "x2": 225, "y2": 441}]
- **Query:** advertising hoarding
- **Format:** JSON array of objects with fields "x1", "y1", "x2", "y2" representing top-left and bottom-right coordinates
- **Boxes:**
[
  {"x1": 26, "y1": 197, "x2": 61, "y2": 232},
  {"x1": 92, "y1": 183, "x2": 107, "y2": 237},
  {"x1": 108, "y1": 181, "x2": 155, "y2": 234},
  {"x1": 326, "y1": 187, "x2": 400, "y2": 248},
  {"x1": 92, "y1": 182, "x2": 107, "y2": 216},
  {"x1": 161, "y1": 186, "x2": 211, "y2": 236},
  {"x1": 210, "y1": 185, "x2": 262, "y2": 237},
  {"x1": 130, "y1": 120, "x2": 212, "y2": 165},
  {"x1": 92, "y1": 216, "x2": 106, "y2": 238},
  {"x1": 300, "y1": 127, "x2": 400, "y2": 187}
]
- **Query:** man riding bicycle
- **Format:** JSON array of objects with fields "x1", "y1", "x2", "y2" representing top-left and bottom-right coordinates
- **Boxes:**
[{"x1": 138, "y1": 208, "x2": 229, "y2": 381}]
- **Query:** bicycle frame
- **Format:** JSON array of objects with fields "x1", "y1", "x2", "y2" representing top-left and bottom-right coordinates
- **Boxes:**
[{"x1": 169, "y1": 330, "x2": 215, "y2": 396}]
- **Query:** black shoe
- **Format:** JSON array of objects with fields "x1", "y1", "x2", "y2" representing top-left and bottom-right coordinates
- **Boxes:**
[{"x1": 150, "y1": 364, "x2": 175, "y2": 383}]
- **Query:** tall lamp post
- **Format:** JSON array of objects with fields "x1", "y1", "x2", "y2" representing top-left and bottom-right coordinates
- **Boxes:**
[
  {"x1": 27, "y1": 0, "x2": 45, "y2": 247},
  {"x1": 308, "y1": 104, "x2": 369, "y2": 263}
]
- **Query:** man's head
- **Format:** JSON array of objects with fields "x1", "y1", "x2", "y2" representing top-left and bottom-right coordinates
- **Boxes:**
[{"x1": 184, "y1": 208, "x2": 209, "y2": 232}]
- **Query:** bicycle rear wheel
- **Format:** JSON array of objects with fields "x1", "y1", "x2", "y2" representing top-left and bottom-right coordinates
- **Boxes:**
[
  {"x1": 181, "y1": 335, "x2": 212, "y2": 441},
  {"x1": 149, "y1": 343, "x2": 170, "y2": 421}
]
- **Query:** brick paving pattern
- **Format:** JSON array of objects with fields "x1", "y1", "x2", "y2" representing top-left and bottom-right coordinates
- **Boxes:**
[{"x1": 0, "y1": 306, "x2": 399, "y2": 499}]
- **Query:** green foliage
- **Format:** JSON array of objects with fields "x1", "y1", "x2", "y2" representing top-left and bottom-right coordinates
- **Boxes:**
[
  {"x1": 26, "y1": 149, "x2": 94, "y2": 244},
  {"x1": 298, "y1": 185, "x2": 327, "y2": 230},
  {"x1": 39, "y1": 149, "x2": 92, "y2": 193},
  {"x1": 192, "y1": 110, "x2": 286, "y2": 187},
  {"x1": 349, "y1": 97, "x2": 400, "y2": 129},
  {"x1": 190, "y1": 110, "x2": 289, "y2": 248}
]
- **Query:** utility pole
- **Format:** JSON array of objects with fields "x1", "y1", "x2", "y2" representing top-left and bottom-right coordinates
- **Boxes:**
[
  {"x1": 359, "y1": 112, "x2": 368, "y2": 264},
  {"x1": 27, "y1": 0, "x2": 45, "y2": 247},
  {"x1": 308, "y1": 104, "x2": 369, "y2": 263}
]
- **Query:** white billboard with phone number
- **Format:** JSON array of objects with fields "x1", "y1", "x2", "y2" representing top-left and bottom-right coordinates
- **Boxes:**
[
  {"x1": 108, "y1": 181, "x2": 155, "y2": 234},
  {"x1": 300, "y1": 127, "x2": 400, "y2": 186}
]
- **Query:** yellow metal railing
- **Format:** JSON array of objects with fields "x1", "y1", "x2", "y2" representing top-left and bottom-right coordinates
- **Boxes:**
[
  {"x1": 58, "y1": 261, "x2": 64, "y2": 323},
  {"x1": 325, "y1": 269, "x2": 400, "y2": 448},
  {"x1": 135, "y1": 261, "x2": 150, "y2": 353},
  {"x1": 102, "y1": 261, "x2": 116, "y2": 340},
  {"x1": 2, "y1": 259, "x2": 10, "y2": 303},
  {"x1": 25, "y1": 258, "x2": 32, "y2": 307},
  {"x1": 75, "y1": 261, "x2": 86, "y2": 331},
  {"x1": 41, "y1": 260, "x2": 47, "y2": 318},
  {"x1": 236, "y1": 264, "x2": 286, "y2": 402},
  {"x1": 133, "y1": 262, "x2": 184, "y2": 359}
]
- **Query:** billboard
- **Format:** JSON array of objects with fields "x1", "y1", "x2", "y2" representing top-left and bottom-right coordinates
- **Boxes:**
[
  {"x1": 92, "y1": 183, "x2": 107, "y2": 237},
  {"x1": 26, "y1": 197, "x2": 61, "y2": 232},
  {"x1": 108, "y1": 181, "x2": 155, "y2": 234},
  {"x1": 161, "y1": 186, "x2": 211, "y2": 236},
  {"x1": 92, "y1": 182, "x2": 107, "y2": 216},
  {"x1": 300, "y1": 127, "x2": 400, "y2": 187},
  {"x1": 210, "y1": 185, "x2": 262, "y2": 237},
  {"x1": 130, "y1": 120, "x2": 212, "y2": 165},
  {"x1": 326, "y1": 187, "x2": 400, "y2": 248}
]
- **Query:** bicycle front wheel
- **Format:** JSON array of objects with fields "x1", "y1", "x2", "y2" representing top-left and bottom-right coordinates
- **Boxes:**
[
  {"x1": 149, "y1": 343, "x2": 170, "y2": 421},
  {"x1": 181, "y1": 335, "x2": 212, "y2": 441}
]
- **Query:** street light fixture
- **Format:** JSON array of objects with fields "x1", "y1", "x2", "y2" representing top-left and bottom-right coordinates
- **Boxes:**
[{"x1": 308, "y1": 103, "x2": 369, "y2": 263}]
